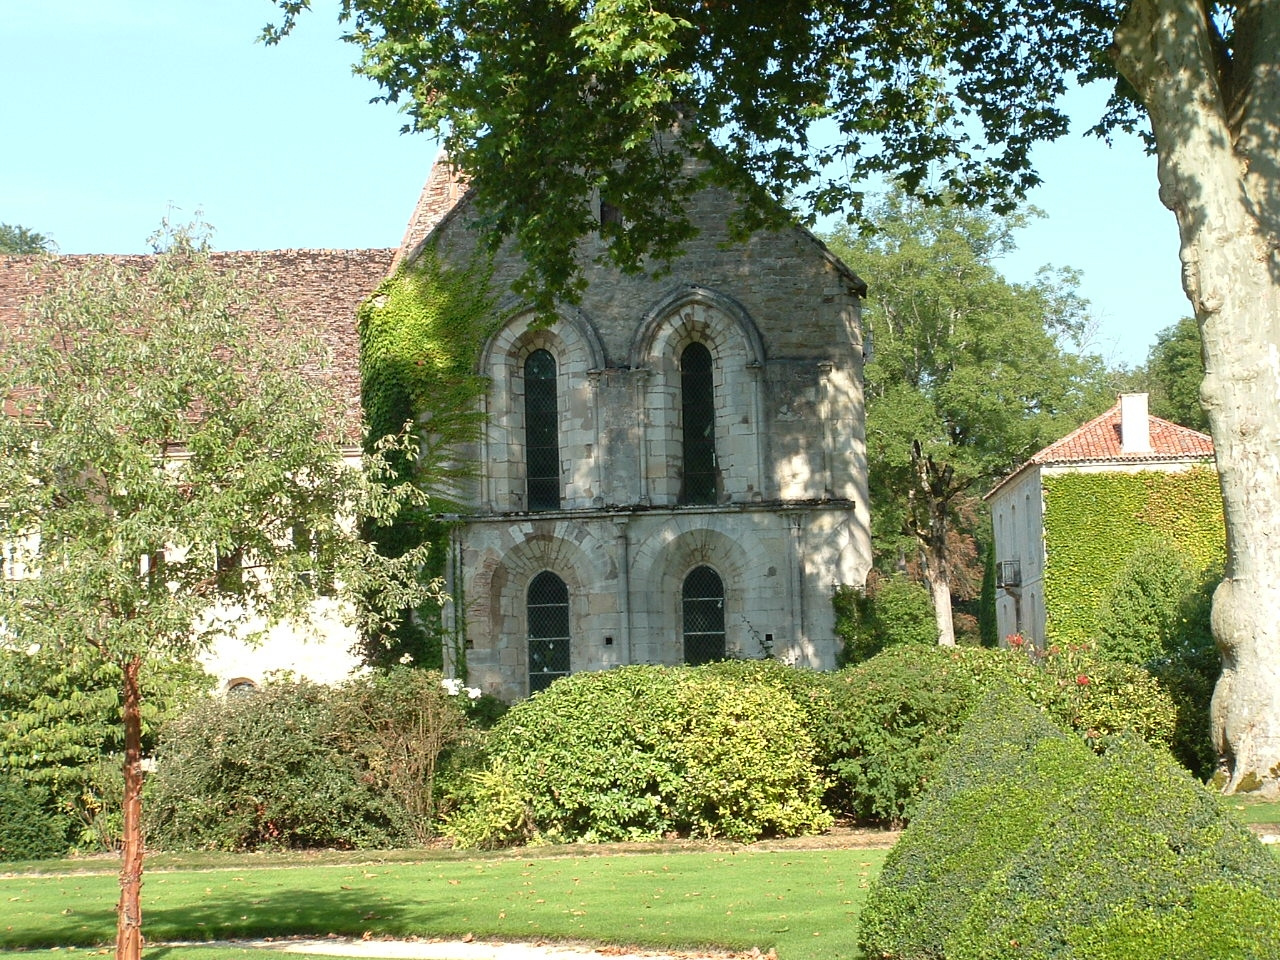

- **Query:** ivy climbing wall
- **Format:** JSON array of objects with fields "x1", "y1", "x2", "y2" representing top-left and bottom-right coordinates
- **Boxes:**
[
  {"x1": 1041, "y1": 467, "x2": 1225, "y2": 645},
  {"x1": 356, "y1": 249, "x2": 497, "y2": 669}
]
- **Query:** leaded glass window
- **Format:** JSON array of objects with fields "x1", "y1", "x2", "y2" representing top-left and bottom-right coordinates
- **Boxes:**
[
  {"x1": 524, "y1": 349, "x2": 560, "y2": 511},
  {"x1": 682, "y1": 565, "x2": 725, "y2": 665},
  {"x1": 680, "y1": 342, "x2": 717, "y2": 504},
  {"x1": 528, "y1": 570, "x2": 570, "y2": 693}
]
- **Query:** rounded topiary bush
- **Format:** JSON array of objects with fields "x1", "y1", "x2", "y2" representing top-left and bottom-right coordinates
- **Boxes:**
[
  {"x1": 1068, "y1": 882, "x2": 1280, "y2": 960},
  {"x1": 947, "y1": 735, "x2": 1280, "y2": 960},
  {"x1": 450, "y1": 664, "x2": 831, "y2": 845},
  {"x1": 148, "y1": 680, "x2": 406, "y2": 851},
  {"x1": 859, "y1": 687, "x2": 1096, "y2": 960},
  {"x1": 0, "y1": 775, "x2": 66, "y2": 862}
]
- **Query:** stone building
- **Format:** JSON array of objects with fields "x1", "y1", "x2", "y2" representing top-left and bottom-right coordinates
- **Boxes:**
[
  {"x1": 404, "y1": 155, "x2": 873, "y2": 700},
  {"x1": 984, "y1": 392, "x2": 1217, "y2": 649}
]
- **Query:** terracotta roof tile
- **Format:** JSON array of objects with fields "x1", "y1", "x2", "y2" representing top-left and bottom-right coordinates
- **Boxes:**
[
  {"x1": 1, "y1": 249, "x2": 394, "y2": 445},
  {"x1": 392, "y1": 153, "x2": 470, "y2": 270},
  {"x1": 1031, "y1": 399, "x2": 1214, "y2": 465}
]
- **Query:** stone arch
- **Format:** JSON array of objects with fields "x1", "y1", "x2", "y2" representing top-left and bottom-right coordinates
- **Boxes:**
[
  {"x1": 627, "y1": 287, "x2": 766, "y2": 505},
  {"x1": 630, "y1": 521, "x2": 764, "y2": 664},
  {"x1": 464, "y1": 522, "x2": 613, "y2": 699},
  {"x1": 478, "y1": 308, "x2": 606, "y2": 512},
  {"x1": 628, "y1": 286, "x2": 765, "y2": 370}
]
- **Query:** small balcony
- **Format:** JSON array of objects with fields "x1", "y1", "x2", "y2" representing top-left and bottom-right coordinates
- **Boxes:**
[{"x1": 996, "y1": 559, "x2": 1022, "y2": 589}]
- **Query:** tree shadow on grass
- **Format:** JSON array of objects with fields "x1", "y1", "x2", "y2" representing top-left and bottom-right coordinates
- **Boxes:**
[{"x1": 4, "y1": 887, "x2": 450, "y2": 951}]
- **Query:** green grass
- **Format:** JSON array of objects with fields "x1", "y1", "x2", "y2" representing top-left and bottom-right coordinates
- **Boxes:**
[
  {"x1": 0, "y1": 848, "x2": 888, "y2": 959},
  {"x1": 1226, "y1": 796, "x2": 1280, "y2": 825}
]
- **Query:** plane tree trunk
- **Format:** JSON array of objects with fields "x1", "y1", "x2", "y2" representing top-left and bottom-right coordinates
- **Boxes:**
[{"x1": 1115, "y1": 0, "x2": 1280, "y2": 794}]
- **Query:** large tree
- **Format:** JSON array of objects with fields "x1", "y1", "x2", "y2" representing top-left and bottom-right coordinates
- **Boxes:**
[
  {"x1": 268, "y1": 0, "x2": 1280, "y2": 792},
  {"x1": 829, "y1": 193, "x2": 1107, "y2": 645},
  {"x1": 0, "y1": 226, "x2": 431, "y2": 959},
  {"x1": 1147, "y1": 316, "x2": 1210, "y2": 432}
]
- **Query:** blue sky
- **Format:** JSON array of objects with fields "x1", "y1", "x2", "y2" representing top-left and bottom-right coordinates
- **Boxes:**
[{"x1": 2, "y1": 1, "x2": 1187, "y2": 367}]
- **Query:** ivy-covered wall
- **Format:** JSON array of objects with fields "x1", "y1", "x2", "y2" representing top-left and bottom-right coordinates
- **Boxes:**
[
  {"x1": 357, "y1": 249, "x2": 497, "y2": 669},
  {"x1": 1041, "y1": 467, "x2": 1225, "y2": 645}
]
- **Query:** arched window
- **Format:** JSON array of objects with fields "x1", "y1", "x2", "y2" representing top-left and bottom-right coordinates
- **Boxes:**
[
  {"x1": 524, "y1": 349, "x2": 560, "y2": 511},
  {"x1": 680, "y1": 342, "x2": 717, "y2": 504},
  {"x1": 527, "y1": 571, "x2": 570, "y2": 693},
  {"x1": 682, "y1": 565, "x2": 725, "y2": 665}
]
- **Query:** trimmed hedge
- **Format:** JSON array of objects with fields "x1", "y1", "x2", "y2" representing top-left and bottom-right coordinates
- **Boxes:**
[
  {"x1": 822, "y1": 644, "x2": 1175, "y2": 824},
  {"x1": 949, "y1": 734, "x2": 1280, "y2": 960},
  {"x1": 859, "y1": 688, "x2": 1095, "y2": 959},
  {"x1": 450, "y1": 664, "x2": 832, "y2": 845},
  {"x1": 861, "y1": 689, "x2": 1280, "y2": 960}
]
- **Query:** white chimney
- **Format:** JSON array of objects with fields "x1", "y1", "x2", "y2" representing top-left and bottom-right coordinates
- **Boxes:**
[{"x1": 1120, "y1": 393, "x2": 1152, "y2": 454}]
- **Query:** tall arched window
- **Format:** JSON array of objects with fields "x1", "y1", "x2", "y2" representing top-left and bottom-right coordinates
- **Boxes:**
[
  {"x1": 524, "y1": 349, "x2": 560, "y2": 511},
  {"x1": 527, "y1": 571, "x2": 570, "y2": 693},
  {"x1": 682, "y1": 565, "x2": 725, "y2": 665},
  {"x1": 680, "y1": 342, "x2": 717, "y2": 504}
]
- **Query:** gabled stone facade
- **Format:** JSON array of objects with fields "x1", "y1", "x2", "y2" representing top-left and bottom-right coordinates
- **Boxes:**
[{"x1": 410, "y1": 155, "x2": 873, "y2": 700}]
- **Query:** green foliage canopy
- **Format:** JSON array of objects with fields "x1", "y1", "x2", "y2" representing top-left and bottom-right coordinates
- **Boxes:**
[
  {"x1": 265, "y1": 1, "x2": 1128, "y2": 312},
  {"x1": 1147, "y1": 316, "x2": 1209, "y2": 432},
  {"x1": 0, "y1": 223, "x2": 53, "y2": 255}
]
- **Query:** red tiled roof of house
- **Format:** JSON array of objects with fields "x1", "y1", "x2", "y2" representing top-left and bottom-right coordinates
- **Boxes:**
[
  {"x1": 392, "y1": 153, "x2": 470, "y2": 270},
  {"x1": 1031, "y1": 399, "x2": 1214, "y2": 465},
  {"x1": 0, "y1": 249, "x2": 394, "y2": 445},
  {"x1": 984, "y1": 397, "x2": 1215, "y2": 501}
]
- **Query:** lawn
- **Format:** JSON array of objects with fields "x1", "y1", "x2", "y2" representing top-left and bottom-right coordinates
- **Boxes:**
[
  {"x1": 0, "y1": 847, "x2": 889, "y2": 959},
  {"x1": 1225, "y1": 795, "x2": 1280, "y2": 826}
]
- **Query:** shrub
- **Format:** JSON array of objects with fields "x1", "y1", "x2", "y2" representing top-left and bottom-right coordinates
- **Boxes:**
[
  {"x1": 834, "y1": 573, "x2": 937, "y2": 666},
  {"x1": 1097, "y1": 543, "x2": 1211, "y2": 666},
  {"x1": 148, "y1": 680, "x2": 405, "y2": 851},
  {"x1": 823, "y1": 644, "x2": 1176, "y2": 824},
  {"x1": 1069, "y1": 882, "x2": 1280, "y2": 960},
  {"x1": 948, "y1": 734, "x2": 1280, "y2": 960},
  {"x1": 0, "y1": 774, "x2": 66, "y2": 862},
  {"x1": 329, "y1": 668, "x2": 470, "y2": 845},
  {"x1": 860, "y1": 688, "x2": 1095, "y2": 960},
  {"x1": 454, "y1": 664, "x2": 831, "y2": 845}
]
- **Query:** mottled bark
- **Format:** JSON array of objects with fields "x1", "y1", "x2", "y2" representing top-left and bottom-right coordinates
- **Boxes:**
[
  {"x1": 117, "y1": 656, "x2": 144, "y2": 960},
  {"x1": 1115, "y1": 0, "x2": 1280, "y2": 794},
  {"x1": 911, "y1": 443, "x2": 958, "y2": 646}
]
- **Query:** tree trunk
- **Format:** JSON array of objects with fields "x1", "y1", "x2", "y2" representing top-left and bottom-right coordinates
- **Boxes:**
[
  {"x1": 117, "y1": 656, "x2": 145, "y2": 960},
  {"x1": 922, "y1": 558, "x2": 957, "y2": 647},
  {"x1": 1115, "y1": 0, "x2": 1280, "y2": 795},
  {"x1": 911, "y1": 443, "x2": 958, "y2": 645}
]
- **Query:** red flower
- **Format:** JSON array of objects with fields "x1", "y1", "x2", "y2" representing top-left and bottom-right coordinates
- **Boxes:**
[
  {"x1": 1007, "y1": 633, "x2": 1026, "y2": 648},
  {"x1": 1076, "y1": 674, "x2": 1090, "y2": 686}
]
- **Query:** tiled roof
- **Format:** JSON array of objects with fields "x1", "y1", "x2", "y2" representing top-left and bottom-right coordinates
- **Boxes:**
[
  {"x1": 984, "y1": 398, "x2": 1215, "y2": 501},
  {"x1": 392, "y1": 153, "x2": 470, "y2": 270},
  {"x1": 1031, "y1": 399, "x2": 1214, "y2": 465},
  {"x1": 0, "y1": 249, "x2": 395, "y2": 445}
]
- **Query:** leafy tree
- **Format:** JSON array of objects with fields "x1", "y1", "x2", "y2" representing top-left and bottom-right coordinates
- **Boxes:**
[
  {"x1": 270, "y1": 0, "x2": 1280, "y2": 792},
  {"x1": 0, "y1": 225, "x2": 432, "y2": 959},
  {"x1": 828, "y1": 194, "x2": 1107, "y2": 644},
  {"x1": 1147, "y1": 317, "x2": 1208, "y2": 432},
  {"x1": 0, "y1": 223, "x2": 53, "y2": 254}
]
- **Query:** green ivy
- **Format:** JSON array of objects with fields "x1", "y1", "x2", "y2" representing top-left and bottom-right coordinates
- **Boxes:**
[
  {"x1": 356, "y1": 249, "x2": 498, "y2": 669},
  {"x1": 1041, "y1": 468, "x2": 1225, "y2": 646}
]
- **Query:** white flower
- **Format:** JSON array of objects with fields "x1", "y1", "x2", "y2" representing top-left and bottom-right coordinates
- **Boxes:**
[
  {"x1": 398, "y1": 652, "x2": 414, "y2": 665},
  {"x1": 441, "y1": 677, "x2": 463, "y2": 696},
  {"x1": 466, "y1": 686, "x2": 481, "y2": 700}
]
